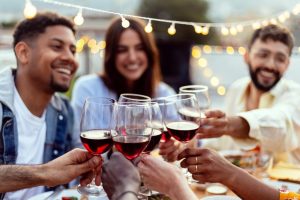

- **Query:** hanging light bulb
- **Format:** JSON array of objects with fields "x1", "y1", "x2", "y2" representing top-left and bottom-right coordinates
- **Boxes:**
[
  {"x1": 121, "y1": 16, "x2": 130, "y2": 28},
  {"x1": 74, "y1": 8, "x2": 84, "y2": 26},
  {"x1": 24, "y1": 0, "x2": 37, "y2": 19},
  {"x1": 193, "y1": 24, "x2": 202, "y2": 34},
  {"x1": 202, "y1": 26, "x2": 209, "y2": 35},
  {"x1": 168, "y1": 23, "x2": 176, "y2": 35},
  {"x1": 144, "y1": 20, "x2": 153, "y2": 33},
  {"x1": 221, "y1": 26, "x2": 229, "y2": 36},
  {"x1": 236, "y1": 24, "x2": 244, "y2": 32},
  {"x1": 229, "y1": 26, "x2": 237, "y2": 35}
]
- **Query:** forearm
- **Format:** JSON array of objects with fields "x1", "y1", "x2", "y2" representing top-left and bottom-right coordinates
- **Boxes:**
[
  {"x1": 227, "y1": 116, "x2": 250, "y2": 139},
  {"x1": 224, "y1": 165, "x2": 278, "y2": 200},
  {"x1": 168, "y1": 176, "x2": 198, "y2": 200},
  {"x1": 0, "y1": 164, "x2": 46, "y2": 192}
]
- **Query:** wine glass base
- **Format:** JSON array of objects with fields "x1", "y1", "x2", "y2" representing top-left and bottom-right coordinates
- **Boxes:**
[{"x1": 77, "y1": 184, "x2": 106, "y2": 197}]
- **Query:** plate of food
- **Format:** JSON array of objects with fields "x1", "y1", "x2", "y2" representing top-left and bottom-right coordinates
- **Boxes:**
[
  {"x1": 200, "y1": 195, "x2": 241, "y2": 200},
  {"x1": 28, "y1": 189, "x2": 108, "y2": 200}
]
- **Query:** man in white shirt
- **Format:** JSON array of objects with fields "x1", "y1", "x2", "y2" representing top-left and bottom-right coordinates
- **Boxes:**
[
  {"x1": 0, "y1": 12, "x2": 79, "y2": 199},
  {"x1": 197, "y1": 24, "x2": 300, "y2": 164}
]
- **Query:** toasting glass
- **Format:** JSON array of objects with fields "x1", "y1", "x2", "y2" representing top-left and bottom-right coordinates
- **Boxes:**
[
  {"x1": 77, "y1": 97, "x2": 115, "y2": 197},
  {"x1": 112, "y1": 102, "x2": 152, "y2": 160},
  {"x1": 163, "y1": 94, "x2": 201, "y2": 182},
  {"x1": 118, "y1": 93, "x2": 151, "y2": 103}
]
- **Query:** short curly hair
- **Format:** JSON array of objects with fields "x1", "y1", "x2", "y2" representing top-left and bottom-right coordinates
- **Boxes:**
[
  {"x1": 249, "y1": 24, "x2": 294, "y2": 55},
  {"x1": 13, "y1": 12, "x2": 76, "y2": 47}
]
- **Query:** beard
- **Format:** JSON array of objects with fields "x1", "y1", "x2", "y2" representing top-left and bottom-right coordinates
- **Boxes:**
[
  {"x1": 248, "y1": 65, "x2": 281, "y2": 92},
  {"x1": 50, "y1": 75, "x2": 70, "y2": 92}
]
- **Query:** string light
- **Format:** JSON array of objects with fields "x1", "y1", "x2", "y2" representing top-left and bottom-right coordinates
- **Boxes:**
[
  {"x1": 203, "y1": 45, "x2": 212, "y2": 54},
  {"x1": 120, "y1": 16, "x2": 130, "y2": 28},
  {"x1": 202, "y1": 26, "x2": 209, "y2": 35},
  {"x1": 191, "y1": 46, "x2": 201, "y2": 58},
  {"x1": 238, "y1": 47, "x2": 246, "y2": 55},
  {"x1": 210, "y1": 76, "x2": 220, "y2": 87},
  {"x1": 221, "y1": 27, "x2": 229, "y2": 36},
  {"x1": 168, "y1": 23, "x2": 176, "y2": 35},
  {"x1": 144, "y1": 20, "x2": 153, "y2": 33},
  {"x1": 24, "y1": 0, "x2": 37, "y2": 19},
  {"x1": 198, "y1": 58, "x2": 207, "y2": 68},
  {"x1": 217, "y1": 86, "x2": 226, "y2": 95},
  {"x1": 193, "y1": 24, "x2": 203, "y2": 34},
  {"x1": 226, "y1": 46, "x2": 234, "y2": 54},
  {"x1": 74, "y1": 8, "x2": 84, "y2": 26},
  {"x1": 29, "y1": 0, "x2": 299, "y2": 37}
]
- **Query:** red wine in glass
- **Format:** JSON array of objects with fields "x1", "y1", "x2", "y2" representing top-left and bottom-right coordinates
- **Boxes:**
[
  {"x1": 144, "y1": 129, "x2": 162, "y2": 153},
  {"x1": 113, "y1": 135, "x2": 149, "y2": 160},
  {"x1": 161, "y1": 127, "x2": 171, "y2": 142},
  {"x1": 166, "y1": 121, "x2": 199, "y2": 142},
  {"x1": 80, "y1": 130, "x2": 113, "y2": 155}
]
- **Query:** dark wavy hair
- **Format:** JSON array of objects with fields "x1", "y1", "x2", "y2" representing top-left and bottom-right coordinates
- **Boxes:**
[
  {"x1": 248, "y1": 24, "x2": 294, "y2": 55},
  {"x1": 101, "y1": 17, "x2": 162, "y2": 98},
  {"x1": 13, "y1": 12, "x2": 76, "y2": 48}
]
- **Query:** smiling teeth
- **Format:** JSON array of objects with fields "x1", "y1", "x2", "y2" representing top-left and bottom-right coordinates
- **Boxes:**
[
  {"x1": 260, "y1": 70, "x2": 274, "y2": 78},
  {"x1": 56, "y1": 68, "x2": 71, "y2": 75},
  {"x1": 126, "y1": 64, "x2": 139, "y2": 70}
]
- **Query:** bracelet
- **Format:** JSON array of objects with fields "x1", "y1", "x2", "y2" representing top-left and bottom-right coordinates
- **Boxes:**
[
  {"x1": 115, "y1": 191, "x2": 138, "y2": 200},
  {"x1": 280, "y1": 190, "x2": 300, "y2": 200}
]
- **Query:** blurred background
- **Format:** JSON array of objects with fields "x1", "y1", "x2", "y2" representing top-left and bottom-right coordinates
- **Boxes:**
[{"x1": 1, "y1": 0, "x2": 300, "y2": 109}]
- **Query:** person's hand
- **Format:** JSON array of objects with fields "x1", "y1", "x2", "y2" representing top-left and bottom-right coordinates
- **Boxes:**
[
  {"x1": 178, "y1": 148, "x2": 238, "y2": 184},
  {"x1": 101, "y1": 152, "x2": 140, "y2": 200},
  {"x1": 158, "y1": 138, "x2": 184, "y2": 162},
  {"x1": 196, "y1": 110, "x2": 229, "y2": 139},
  {"x1": 43, "y1": 148, "x2": 102, "y2": 187},
  {"x1": 138, "y1": 155, "x2": 197, "y2": 200}
]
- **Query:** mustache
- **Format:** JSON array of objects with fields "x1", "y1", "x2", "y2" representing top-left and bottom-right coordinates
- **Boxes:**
[{"x1": 255, "y1": 67, "x2": 280, "y2": 76}]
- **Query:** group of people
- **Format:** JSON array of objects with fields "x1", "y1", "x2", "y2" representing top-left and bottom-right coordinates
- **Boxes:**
[{"x1": 0, "y1": 10, "x2": 300, "y2": 200}]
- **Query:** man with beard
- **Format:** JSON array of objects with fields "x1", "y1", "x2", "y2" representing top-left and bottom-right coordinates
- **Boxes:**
[
  {"x1": 0, "y1": 12, "x2": 79, "y2": 199},
  {"x1": 195, "y1": 24, "x2": 300, "y2": 164}
]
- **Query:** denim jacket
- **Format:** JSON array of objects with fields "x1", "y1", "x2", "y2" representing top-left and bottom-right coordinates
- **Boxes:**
[{"x1": 0, "y1": 67, "x2": 76, "y2": 199}]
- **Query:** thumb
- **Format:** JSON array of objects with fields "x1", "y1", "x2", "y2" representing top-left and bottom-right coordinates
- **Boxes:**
[{"x1": 78, "y1": 156, "x2": 102, "y2": 174}]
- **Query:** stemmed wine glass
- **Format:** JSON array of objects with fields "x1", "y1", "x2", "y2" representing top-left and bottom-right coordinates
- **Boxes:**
[
  {"x1": 118, "y1": 93, "x2": 151, "y2": 103},
  {"x1": 163, "y1": 94, "x2": 201, "y2": 181},
  {"x1": 112, "y1": 102, "x2": 152, "y2": 160},
  {"x1": 179, "y1": 85, "x2": 211, "y2": 114},
  {"x1": 78, "y1": 97, "x2": 115, "y2": 197},
  {"x1": 179, "y1": 85, "x2": 211, "y2": 148}
]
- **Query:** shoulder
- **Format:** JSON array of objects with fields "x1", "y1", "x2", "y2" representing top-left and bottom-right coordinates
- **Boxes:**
[
  {"x1": 155, "y1": 82, "x2": 176, "y2": 98},
  {"x1": 229, "y1": 77, "x2": 250, "y2": 90}
]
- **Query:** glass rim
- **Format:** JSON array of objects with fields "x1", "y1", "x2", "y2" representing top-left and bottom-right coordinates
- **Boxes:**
[
  {"x1": 179, "y1": 85, "x2": 208, "y2": 92},
  {"x1": 164, "y1": 93, "x2": 196, "y2": 102},
  {"x1": 85, "y1": 96, "x2": 115, "y2": 105},
  {"x1": 119, "y1": 93, "x2": 151, "y2": 102}
]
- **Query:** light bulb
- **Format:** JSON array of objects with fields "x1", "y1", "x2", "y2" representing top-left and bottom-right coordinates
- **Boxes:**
[
  {"x1": 194, "y1": 24, "x2": 202, "y2": 34},
  {"x1": 236, "y1": 24, "x2": 243, "y2": 32},
  {"x1": 24, "y1": 0, "x2": 37, "y2": 19},
  {"x1": 202, "y1": 26, "x2": 209, "y2": 35},
  {"x1": 144, "y1": 20, "x2": 153, "y2": 33},
  {"x1": 121, "y1": 17, "x2": 130, "y2": 28},
  {"x1": 74, "y1": 9, "x2": 84, "y2": 26},
  {"x1": 168, "y1": 23, "x2": 176, "y2": 35},
  {"x1": 221, "y1": 27, "x2": 229, "y2": 35},
  {"x1": 229, "y1": 27, "x2": 237, "y2": 35}
]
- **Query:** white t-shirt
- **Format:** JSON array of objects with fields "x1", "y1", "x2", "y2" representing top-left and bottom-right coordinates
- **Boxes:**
[{"x1": 4, "y1": 87, "x2": 47, "y2": 200}]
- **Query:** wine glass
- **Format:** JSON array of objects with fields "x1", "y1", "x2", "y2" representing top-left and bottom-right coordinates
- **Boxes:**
[
  {"x1": 179, "y1": 85, "x2": 211, "y2": 147},
  {"x1": 78, "y1": 97, "x2": 115, "y2": 197},
  {"x1": 112, "y1": 102, "x2": 152, "y2": 160},
  {"x1": 163, "y1": 94, "x2": 201, "y2": 182},
  {"x1": 152, "y1": 98, "x2": 171, "y2": 142},
  {"x1": 179, "y1": 85, "x2": 211, "y2": 113},
  {"x1": 118, "y1": 93, "x2": 151, "y2": 103},
  {"x1": 143, "y1": 102, "x2": 163, "y2": 154}
]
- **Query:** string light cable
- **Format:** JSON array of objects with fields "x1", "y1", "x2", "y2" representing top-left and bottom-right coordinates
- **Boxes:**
[{"x1": 30, "y1": 0, "x2": 300, "y2": 35}]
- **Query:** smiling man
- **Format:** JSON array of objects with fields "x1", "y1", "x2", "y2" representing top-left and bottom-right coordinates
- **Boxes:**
[
  {"x1": 0, "y1": 12, "x2": 79, "y2": 199},
  {"x1": 196, "y1": 24, "x2": 300, "y2": 164}
]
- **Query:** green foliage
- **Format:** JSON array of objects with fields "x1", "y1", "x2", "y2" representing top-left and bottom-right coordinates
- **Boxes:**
[{"x1": 137, "y1": 0, "x2": 219, "y2": 44}]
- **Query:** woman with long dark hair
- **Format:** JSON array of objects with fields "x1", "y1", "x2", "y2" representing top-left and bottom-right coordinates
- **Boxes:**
[{"x1": 71, "y1": 17, "x2": 175, "y2": 148}]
